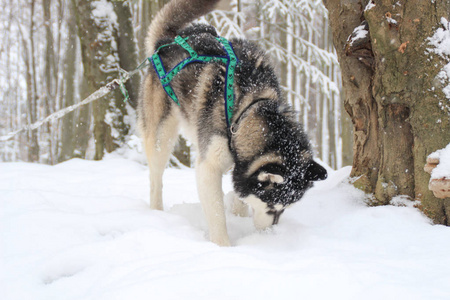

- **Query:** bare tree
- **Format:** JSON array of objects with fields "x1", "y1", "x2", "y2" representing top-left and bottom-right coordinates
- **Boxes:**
[
  {"x1": 20, "y1": 0, "x2": 40, "y2": 162},
  {"x1": 72, "y1": 0, "x2": 129, "y2": 160},
  {"x1": 58, "y1": 0, "x2": 78, "y2": 162},
  {"x1": 113, "y1": 1, "x2": 140, "y2": 109},
  {"x1": 42, "y1": 0, "x2": 56, "y2": 163}
]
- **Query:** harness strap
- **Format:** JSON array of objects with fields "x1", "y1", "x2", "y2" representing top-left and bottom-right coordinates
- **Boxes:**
[
  {"x1": 174, "y1": 36, "x2": 197, "y2": 58},
  {"x1": 217, "y1": 37, "x2": 238, "y2": 126},
  {"x1": 150, "y1": 35, "x2": 239, "y2": 128}
]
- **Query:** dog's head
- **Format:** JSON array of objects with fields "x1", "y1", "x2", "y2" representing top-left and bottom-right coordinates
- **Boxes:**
[
  {"x1": 231, "y1": 101, "x2": 327, "y2": 229},
  {"x1": 233, "y1": 154, "x2": 327, "y2": 229}
]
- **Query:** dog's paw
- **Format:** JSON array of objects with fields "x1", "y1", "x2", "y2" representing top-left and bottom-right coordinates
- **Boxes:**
[{"x1": 210, "y1": 235, "x2": 231, "y2": 247}]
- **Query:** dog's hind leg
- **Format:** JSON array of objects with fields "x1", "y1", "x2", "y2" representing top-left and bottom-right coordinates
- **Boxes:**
[
  {"x1": 143, "y1": 112, "x2": 179, "y2": 210},
  {"x1": 140, "y1": 77, "x2": 179, "y2": 211}
]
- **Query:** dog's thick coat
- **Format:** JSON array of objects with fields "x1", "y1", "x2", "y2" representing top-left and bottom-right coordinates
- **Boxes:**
[{"x1": 138, "y1": 0, "x2": 327, "y2": 246}]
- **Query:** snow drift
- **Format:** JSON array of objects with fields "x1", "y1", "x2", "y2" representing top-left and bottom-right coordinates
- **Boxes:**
[{"x1": 1, "y1": 156, "x2": 450, "y2": 300}]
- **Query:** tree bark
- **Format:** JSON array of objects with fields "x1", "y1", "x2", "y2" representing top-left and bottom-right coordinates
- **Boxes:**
[
  {"x1": 172, "y1": 136, "x2": 191, "y2": 167},
  {"x1": 42, "y1": 0, "x2": 55, "y2": 164},
  {"x1": 324, "y1": 0, "x2": 379, "y2": 195},
  {"x1": 324, "y1": 0, "x2": 450, "y2": 223},
  {"x1": 72, "y1": 0, "x2": 128, "y2": 160},
  {"x1": 23, "y1": 0, "x2": 40, "y2": 162},
  {"x1": 138, "y1": 0, "x2": 169, "y2": 60},
  {"x1": 58, "y1": 0, "x2": 77, "y2": 162},
  {"x1": 113, "y1": 1, "x2": 140, "y2": 109},
  {"x1": 75, "y1": 80, "x2": 92, "y2": 158}
]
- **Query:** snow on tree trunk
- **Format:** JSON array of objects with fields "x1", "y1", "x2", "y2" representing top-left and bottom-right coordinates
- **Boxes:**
[{"x1": 72, "y1": 0, "x2": 129, "y2": 160}]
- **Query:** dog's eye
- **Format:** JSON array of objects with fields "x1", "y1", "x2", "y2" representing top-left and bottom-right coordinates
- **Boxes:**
[{"x1": 256, "y1": 181, "x2": 269, "y2": 189}]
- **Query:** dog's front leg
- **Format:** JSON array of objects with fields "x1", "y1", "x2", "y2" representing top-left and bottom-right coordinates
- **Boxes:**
[
  {"x1": 196, "y1": 161, "x2": 230, "y2": 246},
  {"x1": 232, "y1": 193, "x2": 249, "y2": 217}
]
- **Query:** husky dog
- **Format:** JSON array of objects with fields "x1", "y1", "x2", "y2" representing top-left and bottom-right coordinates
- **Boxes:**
[{"x1": 138, "y1": 0, "x2": 327, "y2": 246}]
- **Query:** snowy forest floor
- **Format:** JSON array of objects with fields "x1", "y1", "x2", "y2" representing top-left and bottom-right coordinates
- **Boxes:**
[{"x1": 1, "y1": 154, "x2": 450, "y2": 300}]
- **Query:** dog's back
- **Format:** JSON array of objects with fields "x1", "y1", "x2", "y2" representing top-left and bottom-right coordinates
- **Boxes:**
[{"x1": 139, "y1": 0, "x2": 283, "y2": 156}]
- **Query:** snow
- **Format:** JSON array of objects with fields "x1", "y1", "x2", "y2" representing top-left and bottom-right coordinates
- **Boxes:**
[
  {"x1": 428, "y1": 143, "x2": 450, "y2": 179},
  {"x1": 349, "y1": 24, "x2": 369, "y2": 46},
  {"x1": 91, "y1": 0, "x2": 117, "y2": 25},
  {"x1": 2, "y1": 156, "x2": 450, "y2": 300},
  {"x1": 386, "y1": 16, "x2": 398, "y2": 25},
  {"x1": 428, "y1": 17, "x2": 450, "y2": 102},
  {"x1": 365, "y1": 1, "x2": 375, "y2": 11}
]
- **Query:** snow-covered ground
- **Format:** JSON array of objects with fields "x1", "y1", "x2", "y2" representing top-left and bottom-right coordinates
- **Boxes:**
[{"x1": 1, "y1": 155, "x2": 450, "y2": 300}]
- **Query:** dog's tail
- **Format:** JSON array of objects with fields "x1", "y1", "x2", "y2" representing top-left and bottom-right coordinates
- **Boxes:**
[{"x1": 145, "y1": 0, "x2": 221, "y2": 54}]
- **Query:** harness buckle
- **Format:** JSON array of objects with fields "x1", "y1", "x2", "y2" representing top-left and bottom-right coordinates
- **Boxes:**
[{"x1": 230, "y1": 124, "x2": 238, "y2": 135}]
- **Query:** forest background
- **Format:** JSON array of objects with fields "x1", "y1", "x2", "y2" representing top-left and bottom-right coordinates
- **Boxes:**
[{"x1": 0, "y1": 0, "x2": 350, "y2": 169}]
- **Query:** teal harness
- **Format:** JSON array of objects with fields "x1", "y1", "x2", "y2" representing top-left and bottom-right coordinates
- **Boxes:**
[{"x1": 149, "y1": 35, "x2": 239, "y2": 128}]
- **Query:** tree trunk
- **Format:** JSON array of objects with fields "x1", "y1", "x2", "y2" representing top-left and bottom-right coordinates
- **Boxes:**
[
  {"x1": 42, "y1": 0, "x2": 55, "y2": 164},
  {"x1": 172, "y1": 136, "x2": 191, "y2": 167},
  {"x1": 341, "y1": 110, "x2": 354, "y2": 167},
  {"x1": 72, "y1": 0, "x2": 128, "y2": 160},
  {"x1": 324, "y1": 0, "x2": 378, "y2": 195},
  {"x1": 75, "y1": 80, "x2": 92, "y2": 159},
  {"x1": 138, "y1": 0, "x2": 169, "y2": 60},
  {"x1": 58, "y1": 0, "x2": 77, "y2": 162},
  {"x1": 113, "y1": 1, "x2": 140, "y2": 109},
  {"x1": 23, "y1": 0, "x2": 40, "y2": 162},
  {"x1": 324, "y1": 0, "x2": 450, "y2": 224}
]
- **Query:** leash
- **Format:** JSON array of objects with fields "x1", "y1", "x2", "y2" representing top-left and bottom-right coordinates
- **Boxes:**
[
  {"x1": 1, "y1": 36, "x2": 239, "y2": 142},
  {"x1": 150, "y1": 35, "x2": 239, "y2": 128},
  {"x1": 0, "y1": 62, "x2": 150, "y2": 142}
]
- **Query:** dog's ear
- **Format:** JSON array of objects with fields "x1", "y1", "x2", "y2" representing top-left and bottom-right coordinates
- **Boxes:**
[
  {"x1": 258, "y1": 172, "x2": 284, "y2": 184},
  {"x1": 305, "y1": 161, "x2": 327, "y2": 181}
]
